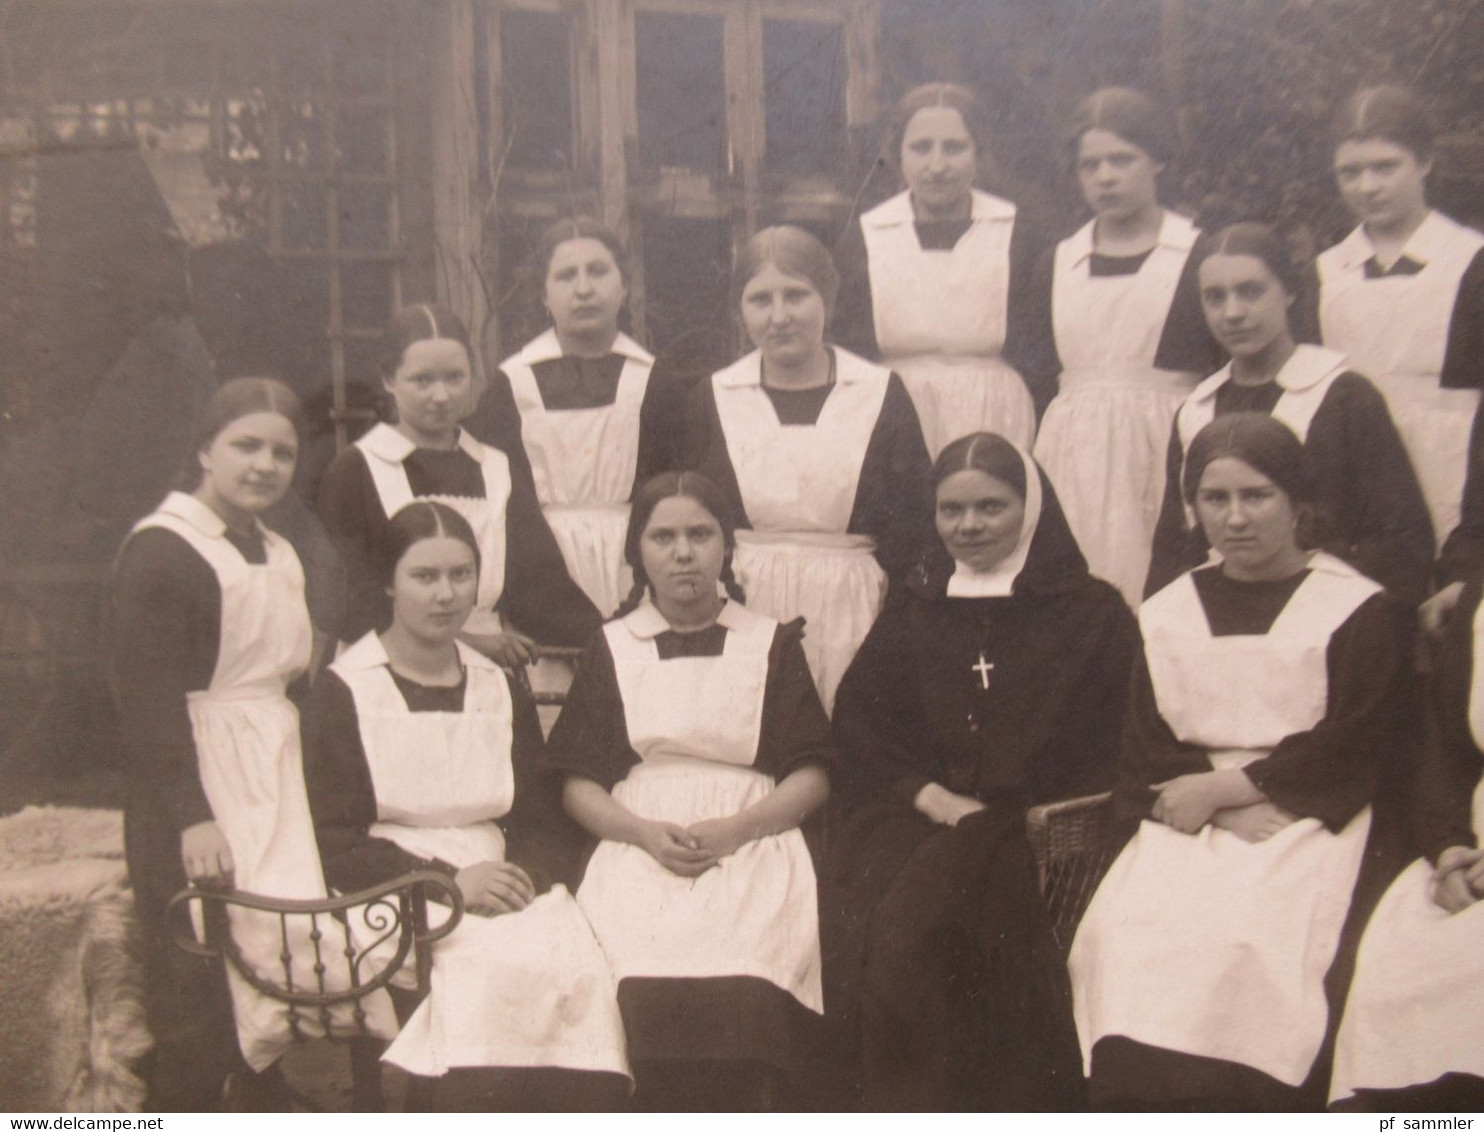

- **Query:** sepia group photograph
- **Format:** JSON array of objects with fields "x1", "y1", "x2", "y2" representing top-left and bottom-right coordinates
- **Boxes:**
[{"x1": 0, "y1": 0, "x2": 1482, "y2": 1118}]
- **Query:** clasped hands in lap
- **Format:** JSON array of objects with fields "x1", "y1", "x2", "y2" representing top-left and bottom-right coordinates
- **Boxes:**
[{"x1": 1151, "y1": 770, "x2": 1297, "y2": 842}]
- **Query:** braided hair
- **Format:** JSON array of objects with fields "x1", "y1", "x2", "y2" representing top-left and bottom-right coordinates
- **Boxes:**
[{"x1": 613, "y1": 471, "x2": 746, "y2": 620}]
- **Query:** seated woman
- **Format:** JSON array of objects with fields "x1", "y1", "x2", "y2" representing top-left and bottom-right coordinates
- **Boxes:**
[
  {"x1": 1145, "y1": 223, "x2": 1434, "y2": 607},
  {"x1": 1329, "y1": 573, "x2": 1484, "y2": 1110},
  {"x1": 318, "y1": 303, "x2": 599, "y2": 666},
  {"x1": 545, "y1": 472, "x2": 836, "y2": 1110},
  {"x1": 302, "y1": 501, "x2": 629, "y2": 1108},
  {"x1": 1072, "y1": 412, "x2": 1415, "y2": 1110},
  {"x1": 827, "y1": 432, "x2": 1139, "y2": 1111}
]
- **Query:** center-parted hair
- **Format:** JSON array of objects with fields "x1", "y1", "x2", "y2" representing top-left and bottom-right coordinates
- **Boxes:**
[
  {"x1": 535, "y1": 215, "x2": 632, "y2": 293},
  {"x1": 374, "y1": 500, "x2": 482, "y2": 590},
  {"x1": 376, "y1": 304, "x2": 474, "y2": 380},
  {"x1": 1067, "y1": 86, "x2": 1176, "y2": 172},
  {"x1": 931, "y1": 431, "x2": 1028, "y2": 499},
  {"x1": 885, "y1": 82, "x2": 992, "y2": 176},
  {"x1": 614, "y1": 471, "x2": 746, "y2": 619},
  {"x1": 180, "y1": 376, "x2": 304, "y2": 490},
  {"x1": 1191, "y1": 221, "x2": 1303, "y2": 299},
  {"x1": 1182, "y1": 411, "x2": 1333, "y2": 551},
  {"x1": 1331, "y1": 84, "x2": 1435, "y2": 163},
  {"x1": 732, "y1": 225, "x2": 841, "y2": 329}
]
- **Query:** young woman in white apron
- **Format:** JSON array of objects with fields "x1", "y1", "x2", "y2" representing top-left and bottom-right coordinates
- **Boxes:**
[
  {"x1": 1329, "y1": 576, "x2": 1484, "y2": 1110},
  {"x1": 302, "y1": 501, "x2": 629, "y2": 1108},
  {"x1": 317, "y1": 303, "x2": 600, "y2": 666},
  {"x1": 832, "y1": 83, "x2": 1045, "y2": 456},
  {"x1": 469, "y1": 218, "x2": 689, "y2": 619},
  {"x1": 547, "y1": 472, "x2": 836, "y2": 1110},
  {"x1": 112, "y1": 378, "x2": 348, "y2": 1109},
  {"x1": 1146, "y1": 223, "x2": 1433, "y2": 606},
  {"x1": 1030, "y1": 88, "x2": 1217, "y2": 605},
  {"x1": 1070, "y1": 412, "x2": 1415, "y2": 1110},
  {"x1": 683, "y1": 226, "x2": 933, "y2": 712},
  {"x1": 1318, "y1": 84, "x2": 1484, "y2": 546}
]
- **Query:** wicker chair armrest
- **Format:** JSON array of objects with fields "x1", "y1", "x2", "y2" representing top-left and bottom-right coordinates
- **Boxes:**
[{"x1": 167, "y1": 870, "x2": 464, "y2": 1006}]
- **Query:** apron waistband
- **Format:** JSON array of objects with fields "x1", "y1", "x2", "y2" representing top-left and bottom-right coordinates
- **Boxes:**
[
  {"x1": 187, "y1": 682, "x2": 291, "y2": 706},
  {"x1": 886, "y1": 352, "x2": 1012, "y2": 372},
  {"x1": 1206, "y1": 748, "x2": 1271, "y2": 771},
  {"x1": 1058, "y1": 366, "x2": 1194, "y2": 395},
  {"x1": 734, "y1": 529, "x2": 877, "y2": 553}
]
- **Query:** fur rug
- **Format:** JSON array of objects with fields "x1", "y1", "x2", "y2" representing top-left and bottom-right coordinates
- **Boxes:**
[{"x1": 0, "y1": 807, "x2": 151, "y2": 1112}]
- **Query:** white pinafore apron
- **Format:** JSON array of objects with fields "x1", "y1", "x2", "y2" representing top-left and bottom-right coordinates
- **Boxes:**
[
  {"x1": 331, "y1": 633, "x2": 630, "y2": 1078},
  {"x1": 1070, "y1": 553, "x2": 1379, "y2": 1087},
  {"x1": 1035, "y1": 212, "x2": 1201, "y2": 604},
  {"x1": 129, "y1": 492, "x2": 362, "y2": 1070},
  {"x1": 1328, "y1": 596, "x2": 1484, "y2": 1102},
  {"x1": 861, "y1": 189, "x2": 1035, "y2": 455},
  {"x1": 711, "y1": 348, "x2": 890, "y2": 713},
  {"x1": 1318, "y1": 211, "x2": 1484, "y2": 542},
  {"x1": 575, "y1": 601, "x2": 824, "y2": 1013},
  {"x1": 1173, "y1": 345, "x2": 1349, "y2": 531},
  {"x1": 356, "y1": 423, "x2": 511, "y2": 636},
  {"x1": 501, "y1": 329, "x2": 652, "y2": 617}
]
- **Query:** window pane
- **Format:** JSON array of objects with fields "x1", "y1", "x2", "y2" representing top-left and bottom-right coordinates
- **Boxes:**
[
  {"x1": 635, "y1": 11, "x2": 726, "y2": 172},
  {"x1": 501, "y1": 8, "x2": 574, "y2": 170},
  {"x1": 640, "y1": 215, "x2": 732, "y2": 376},
  {"x1": 339, "y1": 182, "x2": 392, "y2": 250},
  {"x1": 763, "y1": 19, "x2": 847, "y2": 180},
  {"x1": 336, "y1": 107, "x2": 391, "y2": 175},
  {"x1": 341, "y1": 262, "x2": 394, "y2": 329},
  {"x1": 280, "y1": 182, "x2": 327, "y2": 248}
]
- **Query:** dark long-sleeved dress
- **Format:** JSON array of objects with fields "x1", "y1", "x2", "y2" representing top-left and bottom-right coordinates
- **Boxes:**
[
  {"x1": 1145, "y1": 345, "x2": 1435, "y2": 606},
  {"x1": 681, "y1": 346, "x2": 932, "y2": 710},
  {"x1": 832, "y1": 189, "x2": 1049, "y2": 453},
  {"x1": 462, "y1": 330, "x2": 694, "y2": 618},
  {"x1": 1072, "y1": 555, "x2": 1415, "y2": 1111},
  {"x1": 825, "y1": 459, "x2": 1138, "y2": 1111},
  {"x1": 544, "y1": 602, "x2": 835, "y2": 1087},
  {"x1": 316, "y1": 424, "x2": 600, "y2": 646}
]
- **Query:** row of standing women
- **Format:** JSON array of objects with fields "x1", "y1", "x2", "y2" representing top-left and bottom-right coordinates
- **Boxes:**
[{"x1": 109, "y1": 74, "x2": 1484, "y2": 1111}]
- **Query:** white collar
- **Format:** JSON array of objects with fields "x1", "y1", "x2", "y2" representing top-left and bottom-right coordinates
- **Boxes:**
[
  {"x1": 619, "y1": 597, "x2": 752, "y2": 641},
  {"x1": 1331, "y1": 210, "x2": 1462, "y2": 271},
  {"x1": 356, "y1": 421, "x2": 485, "y2": 465},
  {"x1": 863, "y1": 187, "x2": 1016, "y2": 230},
  {"x1": 332, "y1": 630, "x2": 497, "y2": 675},
  {"x1": 512, "y1": 327, "x2": 654, "y2": 368},
  {"x1": 156, "y1": 490, "x2": 270, "y2": 541},
  {"x1": 943, "y1": 442, "x2": 1044, "y2": 598},
  {"x1": 1187, "y1": 343, "x2": 1351, "y2": 406},
  {"x1": 713, "y1": 345, "x2": 886, "y2": 391},
  {"x1": 1061, "y1": 209, "x2": 1199, "y2": 269}
]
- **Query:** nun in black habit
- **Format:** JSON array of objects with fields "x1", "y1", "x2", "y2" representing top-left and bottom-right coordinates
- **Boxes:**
[{"x1": 823, "y1": 431, "x2": 1139, "y2": 1111}]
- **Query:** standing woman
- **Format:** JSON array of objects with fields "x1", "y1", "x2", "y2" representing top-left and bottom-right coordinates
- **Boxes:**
[
  {"x1": 545, "y1": 472, "x2": 836, "y2": 1109},
  {"x1": 1031, "y1": 88, "x2": 1218, "y2": 605},
  {"x1": 1071, "y1": 412, "x2": 1415, "y2": 1110},
  {"x1": 112, "y1": 378, "x2": 338, "y2": 1109},
  {"x1": 833, "y1": 82, "x2": 1045, "y2": 456},
  {"x1": 303, "y1": 502, "x2": 629, "y2": 1107},
  {"x1": 1318, "y1": 84, "x2": 1484, "y2": 545},
  {"x1": 318, "y1": 304, "x2": 600, "y2": 664},
  {"x1": 827, "y1": 432, "x2": 1139, "y2": 1110},
  {"x1": 1146, "y1": 223, "x2": 1434, "y2": 606},
  {"x1": 683, "y1": 225, "x2": 933, "y2": 712},
  {"x1": 468, "y1": 217, "x2": 689, "y2": 617}
]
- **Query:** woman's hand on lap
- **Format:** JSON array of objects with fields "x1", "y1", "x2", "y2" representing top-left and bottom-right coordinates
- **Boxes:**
[
  {"x1": 639, "y1": 821, "x2": 715, "y2": 877},
  {"x1": 1151, "y1": 773, "x2": 1230, "y2": 834},
  {"x1": 456, "y1": 860, "x2": 536, "y2": 915},
  {"x1": 181, "y1": 820, "x2": 236, "y2": 890},
  {"x1": 686, "y1": 816, "x2": 746, "y2": 863},
  {"x1": 913, "y1": 782, "x2": 987, "y2": 827},
  {"x1": 1431, "y1": 846, "x2": 1484, "y2": 914},
  {"x1": 1209, "y1": 802, "x2": 1296, "y2": 843}
]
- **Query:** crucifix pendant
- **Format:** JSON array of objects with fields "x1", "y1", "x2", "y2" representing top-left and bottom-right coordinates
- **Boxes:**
[{"x1": 972, "y1": 651, "x2": 994, "y2": 690}]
